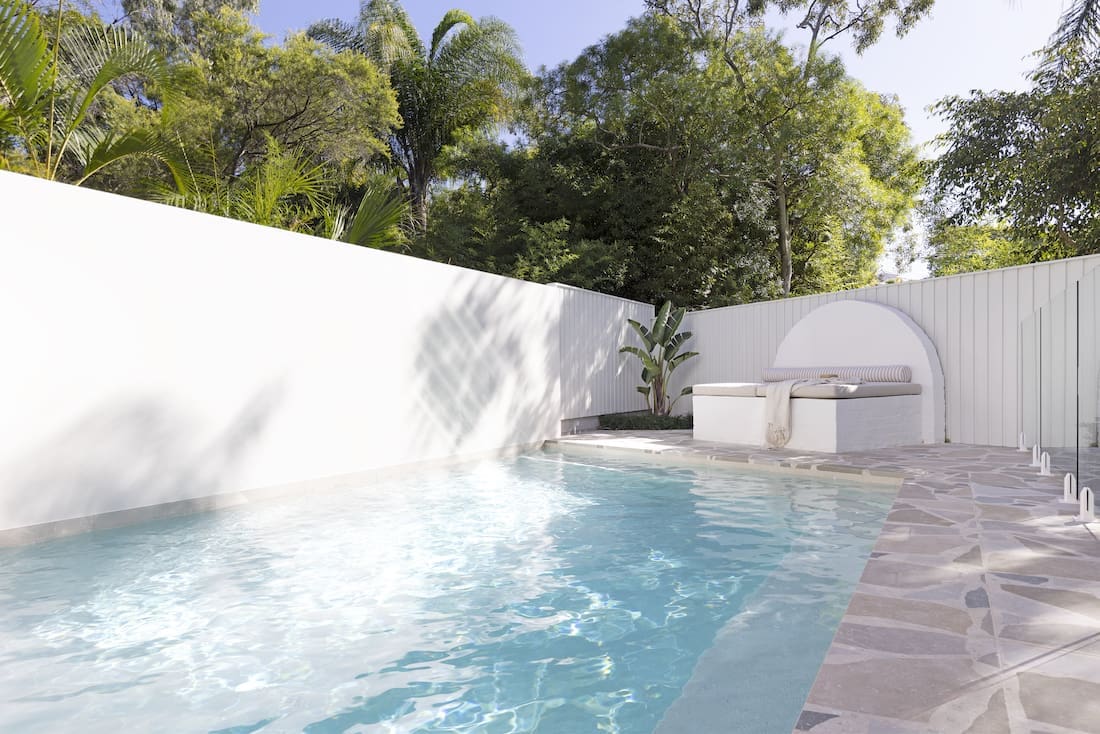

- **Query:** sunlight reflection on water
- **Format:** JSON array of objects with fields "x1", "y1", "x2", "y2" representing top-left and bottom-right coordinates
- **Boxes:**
[{"x1": 0, "y1": 450, "x2": 893, "y2": 733}]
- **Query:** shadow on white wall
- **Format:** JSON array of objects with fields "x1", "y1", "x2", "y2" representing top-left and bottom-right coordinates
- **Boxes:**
[{"x1": 0, "y1": 382, "x2": 286, "y2": 530}]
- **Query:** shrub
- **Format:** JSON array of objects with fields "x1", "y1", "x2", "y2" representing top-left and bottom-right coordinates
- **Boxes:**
[{"x1": 599, "y1": 412, "x2": 693, "y2": 430}]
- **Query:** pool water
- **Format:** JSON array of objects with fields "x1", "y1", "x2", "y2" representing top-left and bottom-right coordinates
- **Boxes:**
[{"x1": 0, "y1": 450, "x2": 894, "y2": 733}]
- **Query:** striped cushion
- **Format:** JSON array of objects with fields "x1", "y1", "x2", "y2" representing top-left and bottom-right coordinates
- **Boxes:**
[
  {"x1": 692, "y1": 382, "x2": 760, "y2": 397},
  {"x1": 761, "y1": 365, "x2": 912, "y2": 383}
]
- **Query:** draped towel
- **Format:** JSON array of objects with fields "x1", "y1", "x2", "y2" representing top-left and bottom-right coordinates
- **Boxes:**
[{"x1": 764, "y1": 378, "x2": 864, "y2": 448}]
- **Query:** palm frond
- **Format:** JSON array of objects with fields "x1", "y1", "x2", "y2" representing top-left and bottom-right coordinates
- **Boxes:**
[
  {"x1": 429, "y1": 9, "x2": 475, "y2": 62},
  {"x1": 0, "y1": 0, "x2": 52, "y2": 137},
  {"x1": 432, "y1": 17, "x2": 522, "y2": 90},
  {"x1": 339, "y1": 185, "x2": 409, "y2": 248},
  {"x1": 305, "y1": 18, "x2": 364, "y2": 54},
  {"x1": 1038, "y1": 0, "x2": 1100, "y2": 80},
  {"x1": 240, "y1": 146, "x2": 328, "y2": 227},
  {"x1": 60, "y1": 23, "x2": 171, "y2": 134},
  {"x1": 158, "y1": 143, "x2": 327, "y2": 230},
  {"x1": 70, "y1": 127, "x2": 186, "y2": 188},
  {"x1": 318, "y1": 201, "x2": 351, "y2": 240},
  {"x1": 429, "y1": 17, "x2": 524, "y2": 129},
  {"x1": 359, "y1": 0, "x2": 421, "y2": 67},
  {"x1": 1050, "y1": 0, "x2": 1100, "y2": 50}
]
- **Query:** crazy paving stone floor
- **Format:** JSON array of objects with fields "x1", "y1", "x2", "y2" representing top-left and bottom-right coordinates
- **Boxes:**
[{"x1": 546, "y1": 432, "x2": 1100, "y2": 734}]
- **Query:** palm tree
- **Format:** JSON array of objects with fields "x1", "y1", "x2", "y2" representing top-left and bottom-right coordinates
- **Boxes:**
[
  {"x1": 162, "y1": 138, "x2": 409, "y2": 248},
  {"x1": 308, "y1": 0, "x2": 524, "y2": 230},
  {"x1": 0, "y1": 0, "x2": 182, "y2": 186},
  {"x1": 159, "y1": 140, "x2": 329, "y2": 231}
]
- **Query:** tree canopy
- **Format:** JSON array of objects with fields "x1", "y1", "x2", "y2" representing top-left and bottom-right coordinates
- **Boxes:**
[
  {"x1": 418, "y1": 15, "x2": 920, "y2": 306},
  {"x1": 642, "y1": 0, "x2": 931, "y2": 294},
  {"x1": 926, "y1": 47, "x2": 1100, "y2": 267},
  {"x1": 30, "y1": 0, "x2": 1100, "y2": 304}
]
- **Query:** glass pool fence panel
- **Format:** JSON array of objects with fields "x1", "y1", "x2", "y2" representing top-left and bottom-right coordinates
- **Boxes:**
[
  {"x1": 1078, "y1": 270, "x2": 1100, "y2": 493},
  {"x1": 1038, "y1": 285, "x2": 1078, "y2": 478},
  {"x1": 1020, "y1": 309, "x2": 1041, "y2": 453}
]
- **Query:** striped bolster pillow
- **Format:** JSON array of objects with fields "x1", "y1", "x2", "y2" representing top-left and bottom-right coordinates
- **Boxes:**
[{"x1": 762, "y1": 365, "x2": 913, "y2": 383}]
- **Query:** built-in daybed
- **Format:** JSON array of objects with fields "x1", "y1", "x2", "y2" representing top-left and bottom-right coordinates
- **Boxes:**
[{"x1": 692, "y1": 301, "x2": 946, "y2": 453}]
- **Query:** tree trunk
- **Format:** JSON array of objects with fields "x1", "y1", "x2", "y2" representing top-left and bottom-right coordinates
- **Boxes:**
[
  {"x1": 408, "y1": 172, "x2": 430, "y2": 231},
  {"x1": 775, "y1": 169, "x2": 793, "y2": 296}
]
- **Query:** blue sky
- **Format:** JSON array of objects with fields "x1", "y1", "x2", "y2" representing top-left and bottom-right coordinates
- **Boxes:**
[{"x1": 255, "y1": 0, "x2": 1068, "y2": 150}]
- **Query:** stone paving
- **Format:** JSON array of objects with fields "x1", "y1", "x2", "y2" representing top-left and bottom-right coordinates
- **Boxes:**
[{"x1": 546, "y1": 431, "x2": 1100, "y2": 734}]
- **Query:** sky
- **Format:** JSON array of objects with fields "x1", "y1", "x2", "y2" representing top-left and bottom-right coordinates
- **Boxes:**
[{"x1": 255, "y1": 0, "x2": 1071, "y2": 149}]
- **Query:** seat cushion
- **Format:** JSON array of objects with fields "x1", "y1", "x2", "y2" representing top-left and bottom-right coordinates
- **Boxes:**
[
  {"x1": 753, "y1": 382, "x2": 922, "y2": 398},
  {"x1": 692, "y1": 382, "x2": 761, "y2": 397}
]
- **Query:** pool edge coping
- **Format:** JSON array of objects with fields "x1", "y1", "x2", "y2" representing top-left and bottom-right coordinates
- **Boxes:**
[{"x1": 545, "y1": 436, "x2": 907, "y2": 488}]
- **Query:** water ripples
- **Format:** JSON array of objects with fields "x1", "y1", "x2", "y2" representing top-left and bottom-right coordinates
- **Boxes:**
[{"x1": 0, "y1": 451, "x2": 893, "y2": 733}]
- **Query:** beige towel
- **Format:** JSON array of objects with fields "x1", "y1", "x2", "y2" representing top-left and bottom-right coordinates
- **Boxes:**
[
  {"x1": 765, "y1": 379, "x2": 803, "y2": 448},
  {"x1": 764, "y1": 377, "x2": 864, "y2": 448}
]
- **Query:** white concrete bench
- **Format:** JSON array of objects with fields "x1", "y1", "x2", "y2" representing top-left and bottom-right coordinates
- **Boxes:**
[{"x1": 692, "y1": 302, "x2": 946, "y2": 453}]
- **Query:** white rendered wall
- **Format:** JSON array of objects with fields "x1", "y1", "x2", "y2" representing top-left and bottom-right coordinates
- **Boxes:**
[
  {"x1": 772, "y1": 301, "x2": 945, "y2": 444},
  {"x1": 0, "y1": 173, "x2": 578, "y2": 532},
  {"x1": 681, "y1": 254, "x2": 1100, "y2": 447}
]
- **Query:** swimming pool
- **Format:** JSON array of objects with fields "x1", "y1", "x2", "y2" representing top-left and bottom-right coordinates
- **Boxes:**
[{"x1": 0, "y1": 449, "x2": 894, "y2": 733}]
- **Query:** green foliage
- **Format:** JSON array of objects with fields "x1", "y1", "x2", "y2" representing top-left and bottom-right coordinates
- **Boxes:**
[
  {"x1": 928, "y1": 48, "x2": 1100, "y2": 264},
  {"x1": 599, "y1": 412, "x2": 693, "y2": 430},
  {"x1": 172, "y1": 9, "x2": 398, "y2": 180},
  {"x1": 422, "y1": 15, "x2": 919, "y2": 306},
  {"x1": 0, "y1": 0, "x2": 51, "y2": 140},
  {"x1": 308, "y1": 0, "x2": 526, "y2": 229},
  {"x1": 159, "y1": 138, "x2": 409, "y2": 249},
  {"x1": 924, "y1": 224, "x2": 1054, "y2": 277},
  {"x1": 644, "y1": 1, "x2": 931, "y2": 295},
  {"x1": 787, "y1": 79, "x2": 922, "y2": 293},
  {"x1": 414, "y1": 135, "x2": 637, "y2": 291},
  {"x1": 159, "y1": 139, "x2": 326, "y2": 230},
  {"x1": 329, "y1": 183, "x2": 409, "y2": 249},
  {"x1": 0, "y1": 0, "x2": 183, "y2": 185},
  {"x1": 3, "y1": 0, "x2": 931, "y2": 297},
  {"x1": 620, "y1": 301, "x2": 699, "y2": 417},
  {"x1": 1040, "y1": 0, "x2": 1100, "y2": 80},
  {"x1": 118, "y1": 0, "x2": 259, "y2": 58}
]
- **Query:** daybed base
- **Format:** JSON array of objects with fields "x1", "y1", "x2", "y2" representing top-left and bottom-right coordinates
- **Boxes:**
[{"x1": 692, "y1": 384, "x2": 923, "y2": 453}]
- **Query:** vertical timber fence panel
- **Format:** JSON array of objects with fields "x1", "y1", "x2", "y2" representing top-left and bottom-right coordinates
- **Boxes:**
[
  {"x1": 681, "y1": 255, "x2": 1100, "y2": 446},
  {"x1": 554, "y1": 285, "x2": 654, "y2": 421}
]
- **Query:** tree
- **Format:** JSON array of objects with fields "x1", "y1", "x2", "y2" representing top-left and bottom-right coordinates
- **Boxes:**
[
  {"x1": 308, "y1": 0, "x2": 525, "y2": 229},
  {"x1": 172, "y1": 8, "x2": 398, "y2": 181},
  {"x1": 418, "y1": 17, "x2": 778, "y2": 306},
  {"x1": 110, "y1": 0, "x2": 258, "y2": 58},
  {"x1": 646, "y1": 0, "x2": 932, "y2": 294},
  {"x1": 786, "y1": 76, "x2": 922, "y2": 293},
  {"x1": 923, "y1": 224, "x2": 1052, "y2": 277},
  {"x1": 0, "y1": 0, "x2": 183, "y2": 186},
  {"x1": 927, "y1": 48, "x2": 1100, "y2": 262},
  {"x1": 420, "y1": 15, "x2": 918, "y2": 306}
]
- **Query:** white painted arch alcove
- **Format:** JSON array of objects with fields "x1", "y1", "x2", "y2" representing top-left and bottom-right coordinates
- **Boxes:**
[{"x1": 774, "y1": 300, "x2": 946, "y2": 444}]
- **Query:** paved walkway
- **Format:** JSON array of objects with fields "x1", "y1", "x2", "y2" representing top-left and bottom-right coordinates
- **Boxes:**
[{"x1": 547, "y1": 432, "x2": 1100, "y2": 734}]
